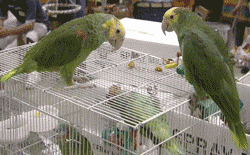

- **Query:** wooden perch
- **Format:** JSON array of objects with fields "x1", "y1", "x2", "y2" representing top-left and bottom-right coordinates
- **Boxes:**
[{"x1": 0, "y1": 22, "x2": 34, "y2": 39}]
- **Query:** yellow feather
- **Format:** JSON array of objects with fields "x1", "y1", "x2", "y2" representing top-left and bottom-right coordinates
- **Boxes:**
[
  {"x1": 1, "y1": 69, "x2": 18, "y2": 82},
  {"x1": 163, "y1": 7, "x2": 179, "y2": 18},
  {"x1": 102, "y1": 18, "x2": 125, "y2": 39},
  {"x1": 163, "y1": 7, "x2": 180, "y2": 24},
  {"x1": 165, "y1": 62, "x2": 178, "y2": 69},
  {"x1": 36, "y1": 112, "x2": 41, "y2": 117}
]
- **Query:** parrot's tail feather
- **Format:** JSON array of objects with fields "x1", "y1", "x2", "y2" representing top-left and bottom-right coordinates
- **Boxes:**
[
  {"x1": 228, "y1": 120, "x2": 249, "y2": 150},
  {"x1": 0, "y1": 68, "x2": 19, "y2": 82}
]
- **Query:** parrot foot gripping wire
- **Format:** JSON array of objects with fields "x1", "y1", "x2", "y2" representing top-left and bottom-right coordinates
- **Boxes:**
[
  {"x1": 64, "y1": 76, "x2": 96, "y2": 90},
  {"x1": 64, "y1": 82, "x2": 96, "y2": 90},
  {"x1": 72, "y1": 76, "x2": 92, "y2": 83}
]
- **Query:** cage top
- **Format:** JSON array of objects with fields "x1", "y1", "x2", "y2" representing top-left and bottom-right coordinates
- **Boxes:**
[{"x1": 0, "y1": 43, "x2": 193, "y2": 128}]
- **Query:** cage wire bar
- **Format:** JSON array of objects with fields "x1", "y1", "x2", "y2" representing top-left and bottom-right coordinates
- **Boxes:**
[{"x1": 0, "y1": 42, "x2": 249, "y2": 155}]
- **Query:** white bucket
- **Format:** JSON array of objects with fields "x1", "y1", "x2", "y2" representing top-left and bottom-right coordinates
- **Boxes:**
[
  {"x1": 23, "y1": 105, "x2": 59, "y2": 133},
  {"x1": 0, "y1": 115, "x2": 30, "y2": 144}
]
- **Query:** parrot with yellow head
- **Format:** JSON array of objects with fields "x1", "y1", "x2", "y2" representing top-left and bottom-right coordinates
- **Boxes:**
[
  {"x1": 162, "y1": 7, "x2": 249, "y2": 150},
  {"x1": 1, "y1": 13, "x2": 125, "y2": 90}
]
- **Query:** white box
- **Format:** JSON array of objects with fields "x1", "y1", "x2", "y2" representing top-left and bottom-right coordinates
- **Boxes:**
[{"x1": 120, "y1": 18, "x2": 181, "y2": 60}]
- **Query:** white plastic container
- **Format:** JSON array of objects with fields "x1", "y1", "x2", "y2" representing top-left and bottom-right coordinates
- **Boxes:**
[
  {"x1": 0, "y1": 115, "x2": 30, "y2": 144},
  {"x1": 23, "y1": 105, "x2": 59, "y2": 133}
]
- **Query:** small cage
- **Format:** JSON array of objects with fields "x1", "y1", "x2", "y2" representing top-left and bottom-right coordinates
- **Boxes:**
[{"x1": 0, "y1": 43, "x2": 249, "y2": 155}]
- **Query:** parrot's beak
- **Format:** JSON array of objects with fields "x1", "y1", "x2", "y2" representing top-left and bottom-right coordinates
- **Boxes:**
[
  {"x1": 162, "y1": 17, "x2": 172, "y2": 35},
  {"x1": 162, "y1": 17, "x2": 167, "y2": 35},
  {"x1": 110, "y1": 37, "x2": 124, "y2": 51}
]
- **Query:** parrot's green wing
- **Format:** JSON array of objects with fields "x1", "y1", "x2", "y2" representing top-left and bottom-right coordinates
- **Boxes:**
[
  {"x1": 25, "y1": 22, "x2": 89, "y2": 70},
  {"x1": 202, "y1": 25, "x2": 235, "y2": 78},
  {"x1": 58, "y1": 124, "x2": 93, "y2": 155},
  {"x1": 33, "y1": 33, "x2": 84, "y2": 69},
  {"x1": 181, "y1": 29, "x2": 249, "y2": 150},
  {"x1": 181, "y1": 29, "x2": 238, "y2": 119}
]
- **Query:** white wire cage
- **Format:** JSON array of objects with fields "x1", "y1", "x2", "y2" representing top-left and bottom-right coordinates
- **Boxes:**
[{"x1": 0, "y1": 42, "x2": 249, "y2": 155}]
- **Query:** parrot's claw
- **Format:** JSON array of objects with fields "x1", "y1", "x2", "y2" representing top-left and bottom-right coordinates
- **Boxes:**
[
  {"x1": 72, "y1": 76, "x2": 91, "y2": 83},
  {"x1": 25, "y1": 84, "x2": 34, "y2": 90},
  {"x1": 64, "y1": 82, "x2": 96, "y2": 90}
]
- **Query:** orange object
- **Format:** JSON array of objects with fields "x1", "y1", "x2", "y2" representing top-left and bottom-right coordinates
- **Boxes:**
[
  {"x1": 39, "y1": 0, "x2": 48, "y2": 5},
  {"x1": 155, "y1": 65, "x2": 163, "y2": 72},
  {"x1": 224, "y1": 0, "x2": 249, "y2": 6},
  {"x1": 0, "y1": 22, "x2": 34, "y2": 38},
  {"x1": 75, "y1": 30, "x2": 88, "y2": 42},
  {"x1": 234, "y1": 46, "x2": 238, "y2": 56},
  {"x1": 172, "y1": 0, "x2": 195, "y2": 9},
  {"x1": 243, "y1": 44, "x2": 250, "y2": 50},
  {"x1": 128, "y1": 0, "x2": 140, "y2": 18},
  {"x1": 195, "y1": 5, "x2": 210, "y2": 21},
  {"x1": 128, "y1": 61, "x2": 135, "y2": 69}
]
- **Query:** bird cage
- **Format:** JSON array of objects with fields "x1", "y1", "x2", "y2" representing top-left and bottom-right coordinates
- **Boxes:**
[
  {"x1": 0, "y1": 43, "x2": 250, "y2": 155},
  {"x1": 42, "y1": 0, "x2": 82, "y2": 18}
]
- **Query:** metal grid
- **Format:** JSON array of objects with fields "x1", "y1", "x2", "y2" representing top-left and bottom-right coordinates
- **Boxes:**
[{"x1": 0, "y1": 43, "x2": 249, "y2": 155}]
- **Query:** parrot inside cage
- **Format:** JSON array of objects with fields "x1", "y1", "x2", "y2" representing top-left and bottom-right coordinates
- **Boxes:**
[
  {"x1": 105, "y1": 85, "x2": 185, "y2": 155},
  {"x1": 57, "y1": 124, "x2": 93, "y2": 155}
]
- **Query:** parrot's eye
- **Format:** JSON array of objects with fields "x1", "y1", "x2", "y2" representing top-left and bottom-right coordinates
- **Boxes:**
[
  {"x1": 169, "y1": 15, "x2": 174, "y2": 20},
  {"x1": 116, "y1": 29, "x2": 120, "y2": 34}
]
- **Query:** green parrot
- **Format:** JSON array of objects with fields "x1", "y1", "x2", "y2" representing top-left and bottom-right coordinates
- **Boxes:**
[
  {"x1": 107, "y1": 85, "x2": 185, "y2": 155},
  {"x1": 177, "y1": 65, "x2": 244, "y2": 120},
  {"x1": 0, "y1": 13, "x2": 125, "y2": 90},
  {"x1": 57, "y1": 124, "x2": 93, "y2": 155},
  {"x1": 162, "y1": 7, "x2": 249, "y2": 150}
]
